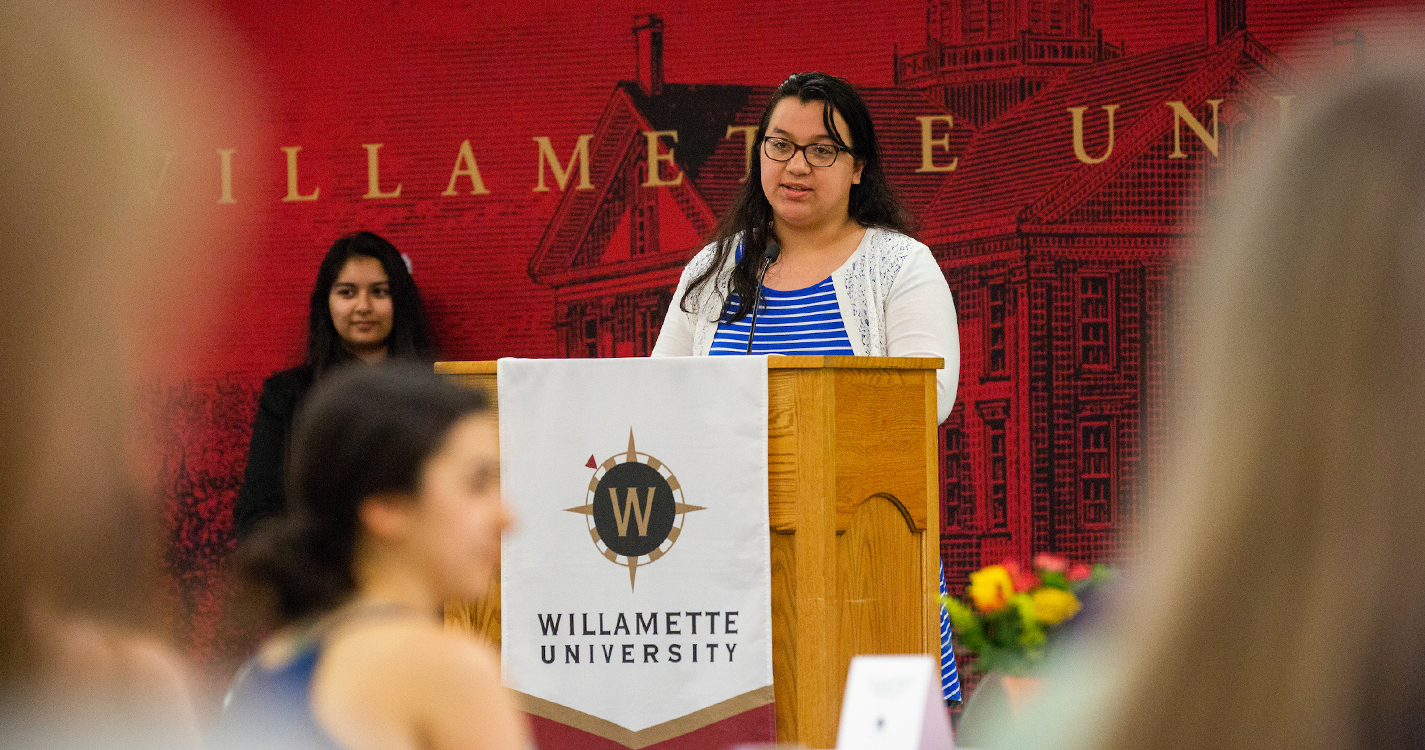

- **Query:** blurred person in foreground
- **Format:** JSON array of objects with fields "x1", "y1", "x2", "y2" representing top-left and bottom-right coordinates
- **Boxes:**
[
  {"x1": 0, "y1": 0, "x2": 261, "y2": 746},
  {"x1": 970, "y1": 64, "x2": 1425, "y2": 750},
  {"x1": 215, "y1": 363, "x2": 528, "y2": 750}
]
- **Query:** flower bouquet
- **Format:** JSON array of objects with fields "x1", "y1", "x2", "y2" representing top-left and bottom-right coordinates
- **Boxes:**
[{"x1": 942, "y1": 554, "x2": 1110, "y2": 676}]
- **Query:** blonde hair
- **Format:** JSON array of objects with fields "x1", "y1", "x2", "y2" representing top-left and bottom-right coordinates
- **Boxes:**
[{"x1": 1083, "y1": 65, "x2": 1425, "y2": 750}]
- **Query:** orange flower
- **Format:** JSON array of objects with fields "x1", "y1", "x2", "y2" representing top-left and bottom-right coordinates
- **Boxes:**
[
  {"x1": 968, "y1": 565, "x2": 1015, "y2": 612},
  {"x1": 1067, "y1": 563, "x2": 1093, "y2": 582}
]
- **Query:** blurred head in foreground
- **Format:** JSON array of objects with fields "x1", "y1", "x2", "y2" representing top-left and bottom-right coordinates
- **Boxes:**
[
  {"x1": 994, "y1": 63, "x2": 1425, "y2": 750},
  {"x1": 243, "y1": 363, "x2": 507, "y2": 621},
  {"x1": 222, "y1": 364, "x2": 524, "y2": 750},
  {"x1": 0, "y1": 0, "x2": 260, "y2": 743}
]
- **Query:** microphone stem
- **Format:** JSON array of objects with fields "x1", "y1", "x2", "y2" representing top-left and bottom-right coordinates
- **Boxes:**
[{"x1": 745, "y1": 254, "x2": 776, "y2": 355}]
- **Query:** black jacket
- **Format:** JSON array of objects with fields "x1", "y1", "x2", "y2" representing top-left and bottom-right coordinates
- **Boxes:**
[{"x1": 233, "y1": 366, "x2": 314, "y2": 540}]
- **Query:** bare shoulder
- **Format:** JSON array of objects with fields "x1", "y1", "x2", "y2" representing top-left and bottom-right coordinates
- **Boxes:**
[
  {"x1": 36, "y1": 619, "x2": 201, "y2": 747},
  {"x1": 347, "y1": 621, "x2": 500, "y2": 681},
  {"x1": 326, "y1": 615, "x2": 469, "y2": 652},
  {"x1": 115, "y1": 634, "x2": 195, "y2": 697},
  {"x1": 45, "y1": 617, "x2": 192, "y2": 703},
  {"x1": 316, "y1": 621, "x2": 527, "y2": 750}
]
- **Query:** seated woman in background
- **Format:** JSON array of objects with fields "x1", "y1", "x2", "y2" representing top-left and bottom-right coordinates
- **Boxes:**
[
  {"x1": 234, "y1": 232, "x2": 435, "y2": 539},
  {"x1": 216, "y1": 362, "x2": 527, "y2": 750},
  {"x1": 974, "y1": 65, "x2": 1425, "y2": 750}
]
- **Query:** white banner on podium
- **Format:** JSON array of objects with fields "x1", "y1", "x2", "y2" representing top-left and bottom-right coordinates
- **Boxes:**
[{"x1": 497, "y1": 356, "x2": 771, "y2": 743}]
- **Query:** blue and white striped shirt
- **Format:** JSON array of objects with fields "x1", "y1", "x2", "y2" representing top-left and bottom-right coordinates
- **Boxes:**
[
  {"x1": 708, "y1": 277, "x2": 854, "y2": 356},
  {"x1": 706, "y1": 256, "x2": 959, "y2": 705}
]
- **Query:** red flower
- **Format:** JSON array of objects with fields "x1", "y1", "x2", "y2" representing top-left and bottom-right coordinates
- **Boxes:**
[
  {"x1": 1034, "y1": 553, "x2": 1069, "y2": 573},
  {"x1": 1067, "y1": 563, "x2": 1092, "y2": 582},
  {"x1": 1001, "y1": 558, "x2": 1039, "y2": 592}
]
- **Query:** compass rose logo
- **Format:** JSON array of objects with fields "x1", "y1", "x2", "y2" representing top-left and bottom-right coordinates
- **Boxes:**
[{"x1": 565, "y1": 430, "x2": 704, "y2": 590}]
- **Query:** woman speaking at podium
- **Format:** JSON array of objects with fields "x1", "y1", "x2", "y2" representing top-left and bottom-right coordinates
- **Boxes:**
[
  {"x1": 650, "y1": 71, "x2": 964, "y2": 704},
  {"x1": 651, "y1": 71, "x2": 959, "y2": 425}
]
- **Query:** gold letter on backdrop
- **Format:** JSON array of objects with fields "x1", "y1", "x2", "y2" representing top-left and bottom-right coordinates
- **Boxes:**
[
  {"x1": 642, "y1": 130, "x2": 684, "y2": 187},
  {"x1": 1166, "y1": 99, "x2": 1222, "y2": 159},
  {"x1": 443, "y1": 140, "x2": 491, "y2": 195},
  {"x1": 362, "y1": 143, "x2": 402, "y2": 199},
  {"x1": 1068, "y1": 105, "x2": 1119, "y2": 165},
  {"x1": 533, "y1": 135, "x2": 594, "y2": 192},
  {"x1": 282, "y1": 146, "x2": 319, "y2": 202},
  {"x1": 218, "y1": 149, "x2": 236, "y2": 204},
  {"x1": 725, "y1": 125, "x2": 757, "y2": 181},
  {"x1": 916, "y1": 115, "x2": 957, "y2": 173}
]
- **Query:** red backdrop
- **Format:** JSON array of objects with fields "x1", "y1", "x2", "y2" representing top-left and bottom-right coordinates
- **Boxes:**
[{"x1": 152, "y1": 0, "x2": 1416, "y2": 677}]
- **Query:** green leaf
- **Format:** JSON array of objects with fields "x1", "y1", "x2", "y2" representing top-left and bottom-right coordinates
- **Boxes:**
[
  {"x1": 1013, "y1": 594, "x2": 1045, "y2": 649},
  {"x1": 942, "y1": 597, "x2": 988, "y2": 653},
  {"x1": 1039, "y1": 571, "x2": 1069, "y2": 590},
  {"x1": 1071, "y1": 563, "x2": 1115, "y2": 594},
  {"x1": 943, "y1": 597, "x2": 976, "y2": 630}
]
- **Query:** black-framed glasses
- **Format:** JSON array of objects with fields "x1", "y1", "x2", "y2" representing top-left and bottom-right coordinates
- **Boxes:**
[{"x1": 762, "y1": 136, "x2": 852, "y2": 168}]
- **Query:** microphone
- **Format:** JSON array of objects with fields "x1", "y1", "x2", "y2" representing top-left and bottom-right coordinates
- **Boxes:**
[{"x1": 744, "y1": 240, "x2": 781, "y2": 355}]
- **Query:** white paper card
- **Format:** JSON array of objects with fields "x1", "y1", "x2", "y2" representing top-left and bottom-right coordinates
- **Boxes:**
[{"x1": 835, "y1": 655, "x2": 953, "y2": 750}]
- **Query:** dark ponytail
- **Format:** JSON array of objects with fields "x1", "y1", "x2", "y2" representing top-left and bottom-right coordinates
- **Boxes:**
[{"x1": 240, "y1": 362, "x2": 489, "y2": 621}]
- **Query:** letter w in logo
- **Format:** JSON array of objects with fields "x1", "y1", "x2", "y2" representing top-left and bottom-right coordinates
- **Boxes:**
[{"x1": 608, "y1": 488, "x2": 655, "y2": 536}]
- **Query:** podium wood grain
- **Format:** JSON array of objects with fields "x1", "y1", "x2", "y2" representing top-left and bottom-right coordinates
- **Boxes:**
[{"x1": 436, "y1": 357, "x2": 941, "y2": 749}]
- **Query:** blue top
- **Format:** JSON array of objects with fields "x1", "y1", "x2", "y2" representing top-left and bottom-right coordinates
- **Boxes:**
[
  {"x1": 213, "y1": 630, "x2": 346, "y2": 750},
  {"x1": 709, "y1": 276, "x2": 854, "y2": 355}
]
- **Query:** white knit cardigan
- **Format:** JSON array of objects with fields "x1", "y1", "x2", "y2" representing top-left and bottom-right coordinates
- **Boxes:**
[{"x1": 651, "y1": 227, "x2": 960, "y2": 424}]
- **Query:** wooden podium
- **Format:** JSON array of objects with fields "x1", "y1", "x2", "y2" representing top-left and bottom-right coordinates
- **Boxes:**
[{"x1": 437, "y1": 356, "x2": 943, "y2": 749}]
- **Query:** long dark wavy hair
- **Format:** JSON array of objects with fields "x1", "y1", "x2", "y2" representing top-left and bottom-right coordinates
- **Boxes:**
[
  {"x1": 306, "y1": 231, "x2": 435, "y2": 378},
  {"x1": 242, "y1": 362, "x2": 491, "y2": 621},
  {"x1": 680, "y1": 72, "x2": 915, "y2": 323}
]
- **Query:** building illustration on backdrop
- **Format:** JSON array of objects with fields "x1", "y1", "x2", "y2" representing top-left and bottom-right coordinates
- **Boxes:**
[
  {"x1": 896, "y1": 0, "x2": 1125, "y2": 125},
  {"x1": 527, "y1": 14, "x2": 965, "y2": 359},
  {"x1": 141, "y1": 0, "x2": 1361, "y2": 676},
  {"x1": 531, "y1": 0, "x2": 1289, "y2": 590}
]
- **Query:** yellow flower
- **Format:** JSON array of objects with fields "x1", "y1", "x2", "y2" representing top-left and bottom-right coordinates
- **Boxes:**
[
  {"x1": 968, "y1": 565, "x2": 1015, "y2": 612},
  {"x1": 1030, "y1": 588, "x2": 1082, "y2": 626}
]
